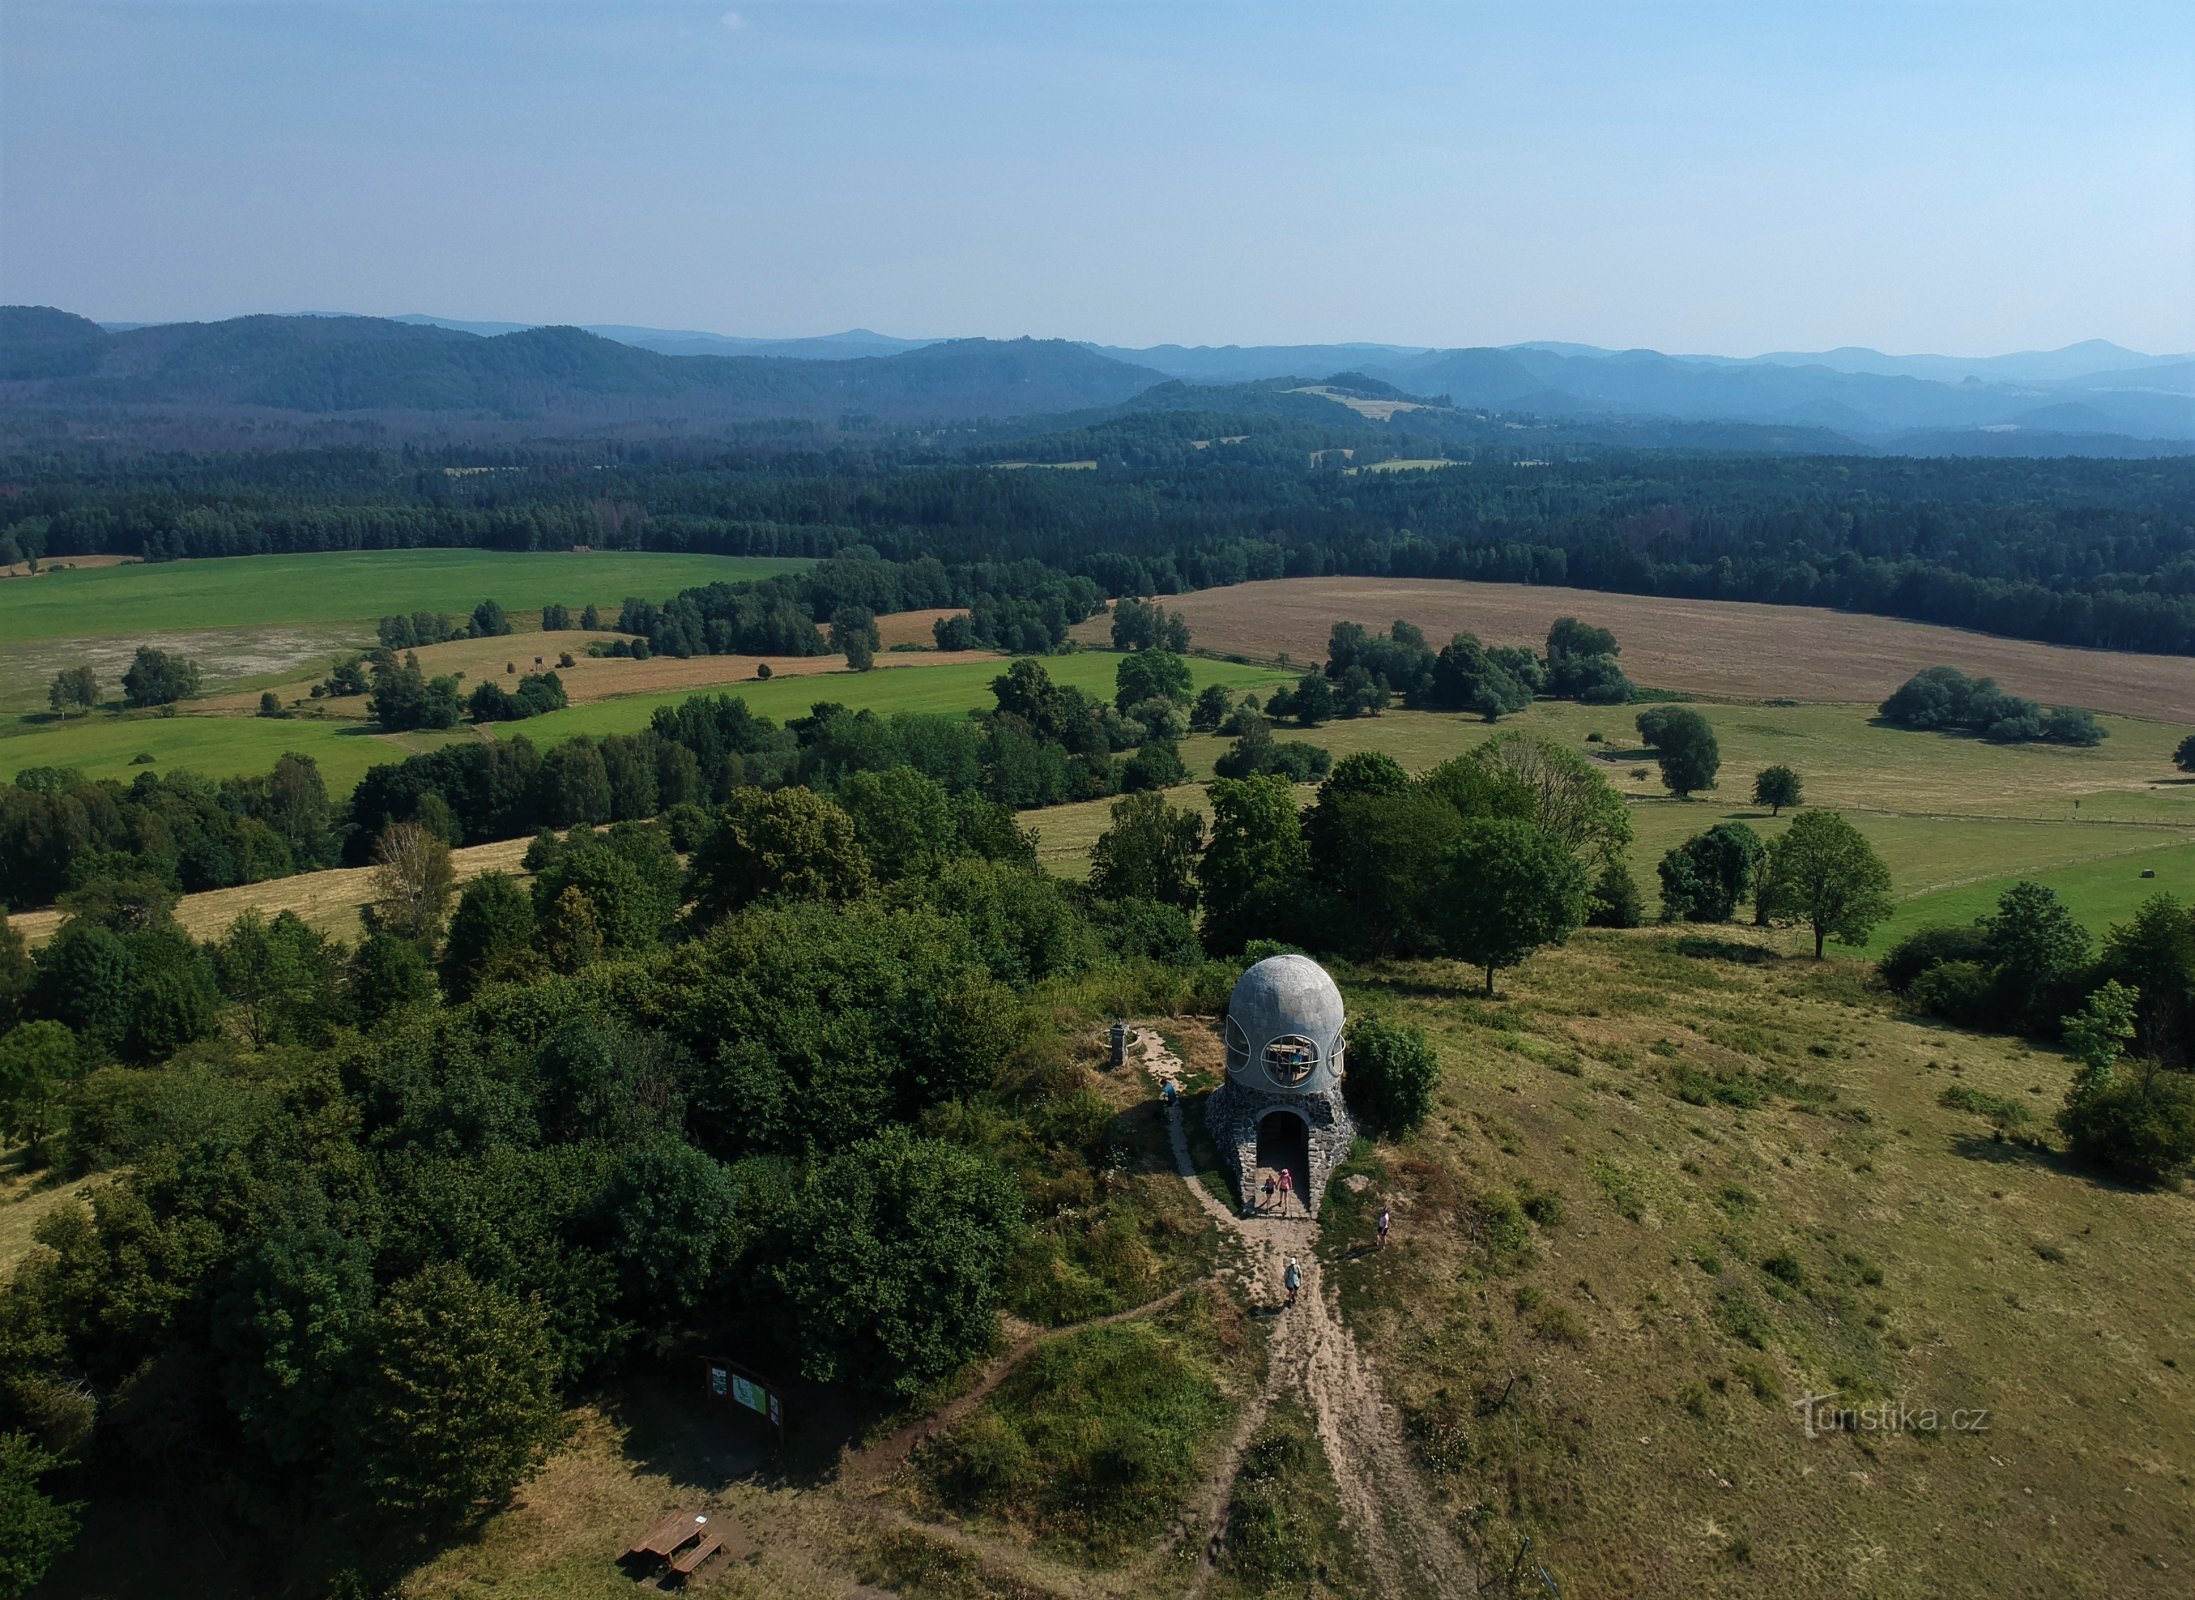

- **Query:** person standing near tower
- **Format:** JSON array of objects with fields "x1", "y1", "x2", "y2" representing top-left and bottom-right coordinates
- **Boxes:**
[{"x1": 1277, "y1": 1165, "x2": 1294, "y2": 1216}]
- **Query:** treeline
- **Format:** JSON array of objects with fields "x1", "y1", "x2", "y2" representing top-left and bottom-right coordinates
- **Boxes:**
[
  {"x1": 0, "y1": 655, "x2": 1231, "y2": 908},
  {"x1": 6, "y1": 442, "x2": 2192, "y2": 655},
  {"x1": 1882, "y1": 884, "x2": 2195, "y2": 1181}
]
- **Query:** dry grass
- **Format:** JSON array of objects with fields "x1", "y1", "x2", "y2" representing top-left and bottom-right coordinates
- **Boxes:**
[
  {"x1": 1319, "y1": 930, "x2": 2195, "y2": 1596},
  {"x1": 0, "y1": 1154, "x2": 100, "y2": 1279},
  {"x1": 0, "y1": 553, "x2": 140, "y2": 580},
  {"x1": 9, "y1": 834, "x2": 538, "y2": 950},
  {"x1": 1076, "y1": 578, "x2": 2195, "y2": 723},
  {"x1": 196, "y1": 618, "x2": 994, "y2": 717},
  {"x1": 1285, "y1": 386, "x2": 1440, "y2": 421}
]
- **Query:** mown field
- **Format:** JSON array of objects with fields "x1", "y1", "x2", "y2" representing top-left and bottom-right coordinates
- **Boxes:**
[
  {"x1": 1076, "y1": 576, "x2": 2195, "y2": 723},
  {"x1": 0, "y1": 549, "x2": 808, "y2": 643}
]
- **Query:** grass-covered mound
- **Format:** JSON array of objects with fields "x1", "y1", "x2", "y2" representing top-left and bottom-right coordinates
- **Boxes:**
[{"x1": 921, "y1": 1291, "x2": 1249, "y2": 1561}]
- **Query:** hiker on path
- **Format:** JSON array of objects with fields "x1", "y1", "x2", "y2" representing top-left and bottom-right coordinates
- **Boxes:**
[
  {"x1": 1284, "y1": 1256, "x2": 1302, "y2": 1308},
  {"x1": 1277, "y1": 1166, "x2": 1294, "y2": 1216},
  {"x1": 1261, "y1": 1174, "x2": 1277, "y2": 1212},
  {"x1": 1377, "y1": 1207, "x2": 1391, "y2": 1250}
]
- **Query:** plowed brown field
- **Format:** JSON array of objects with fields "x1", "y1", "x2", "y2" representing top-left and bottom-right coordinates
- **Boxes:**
[{"x1": 1074, "y1": 578, "x2": 2195, "y2": 723}]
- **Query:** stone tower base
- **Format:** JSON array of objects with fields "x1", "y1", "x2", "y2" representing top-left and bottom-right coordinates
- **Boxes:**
[{"x1": 1206, "y1": 1079, "x2": 1356, "y2": 1218}]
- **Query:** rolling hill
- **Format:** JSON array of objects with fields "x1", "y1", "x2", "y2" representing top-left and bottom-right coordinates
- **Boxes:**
[{"x1": 0, "y1": 307, "x2": 1165, "y2": 422}]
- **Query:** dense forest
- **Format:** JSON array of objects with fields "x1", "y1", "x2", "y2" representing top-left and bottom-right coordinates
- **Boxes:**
[{"x1": 5, "y1": 428, "x2": 2191, "y2": 654}]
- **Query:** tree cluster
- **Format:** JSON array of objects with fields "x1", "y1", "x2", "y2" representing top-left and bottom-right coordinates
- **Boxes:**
[{"x1": 1879, "y1": 666, "x2": 2107, "y2": 746}]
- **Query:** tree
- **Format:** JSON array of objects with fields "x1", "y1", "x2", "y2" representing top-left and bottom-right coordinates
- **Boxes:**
[
  {"x1": 214, "y1": 909, "x2": 347, "y2": 1046},
  {"x1": 256, "y1": 692, "x2": 283, "y2": 718},
  {"x1": 1639, "y1": 707, "x2": 1719, "y2": 797},
  {"x1": 2059, "y1": 982, "x2": 2195, "y2": 1183},
  {"x1": 1305, "y1": 789, "x2": 1466, "y2": 958},
  {"x1": 120, "y1": 646, "x2": 201, "y2": 708},
  {"x1": 0, "y1": 1431, "x2": 79, "y2": 1595},
  {"x1": 1657, "y1": 823, "x2": 1764, "y2": 923},
  {"x1": 686, "y1": 787, "x2": 873, "y2": 924},
  {"x1": 1980, "y1": 879, "x2": 2095, "y2": 1031},
  {"x1": 1284, "y1": 671, "x2": 1336, "y2": 726},
  {"x1": 1427, "y1": 632, "x2": 1530, "y2": 719},
  {"x1": 468, "y1": 598, "x2": 512, "y2": 637},
  {"x1": 29, "y1": 922, "x2": 137, "y2": 1057},
  {"x1": 352, "y1": 1263, "x2": 562, "y2": 1526},
  {"x1": 0, "y1": 1021, "x2": 80, "y2": 1151},
  {"x1": 1197, "y1": 775, "x2": 1311, "y2": 955},
  {"x1": 366, "y1": 822, "x2": 456, "y2": 945},
  {"x1": 1467, "y1": 732, "x2": 1633, "y2": 868},
  {"x1": 2094, "y1": 894, "x2": 2195, "y2": 1064},
  {"x1": 2177, "y1": 733, "x2": 2195, "y2": 774},
  {"x1": 1343, "y1": 1016, "x2": 1439, "y2": 1133},
  {"x1": 1753, "y1": 764, "x2": 1802, "y2": 815},
  {"x1": 602, "y1": 1137, "x2": 741, "y2": 1317},
  {"x1": 1114, "y1": 649, "x2": 1193, "y2": 713},
  {"x1": 47, "y1": 666, "x2": 97, "y2": 716},
  {"x1": 773, "y1": 1128, "x2": 1024, "y2": 1399},
  {"x1": 351, "y1": 931, "x2": 434, "y2": 1027},
  {"x1": 1189, "y1": 684, "x2": 1233, "y2": 733},
  {"x1": 933, "y1": 613, "x2": 977, "y2": 650},
  {"x1": 830, "y1": 606, "x2": 879, "y2": 671},
  {"x1": 439, "y1": 873, "x2": 537, "y2": 1002},
  {"x1": 1088, "y1": 791, "x2": 1205, "y2": 911},
  {"x1": 1761, "y1": 810, "x2": 1893, "y2": 958},
  {"x1": 1435, "y1": 819, "x2": 1588, "y2": 995},
  {"x1": 841, "y1": 766, "x2": 956, "y2": 882}
]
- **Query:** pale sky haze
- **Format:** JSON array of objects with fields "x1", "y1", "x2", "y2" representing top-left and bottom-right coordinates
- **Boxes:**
[{"x1": 2, "y1": 0, "x2": 2190, "y2": 355}]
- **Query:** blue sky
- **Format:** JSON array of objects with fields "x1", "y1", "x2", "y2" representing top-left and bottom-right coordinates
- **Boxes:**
[{"x1": 2, "y1": 1, "x2": 2189, "y2": 354}]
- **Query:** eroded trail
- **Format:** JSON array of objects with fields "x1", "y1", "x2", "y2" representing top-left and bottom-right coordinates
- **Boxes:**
[{"x1": 1138, "y1": 1029, "x2": 1477, "y2": 1600}]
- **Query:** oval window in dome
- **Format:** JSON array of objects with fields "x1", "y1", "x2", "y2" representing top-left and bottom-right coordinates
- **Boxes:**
[
  {"x1": 1224, "y1": 1016, "x2": 1250, "y2": 1073},
  {"x1": 1263, "y1": 1034, "x2": 1318, "y2": 1087}
]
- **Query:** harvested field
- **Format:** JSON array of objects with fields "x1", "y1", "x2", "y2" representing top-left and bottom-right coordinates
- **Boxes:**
[
  {"x1": 0, "y1": 553, "x2": 140, "y2": 580},
  {"x1": 1075, "y1": 577, "x2": 2195, "y2": 723},
  {"x1": 194, "y1": 626, "x2": 997, "y2": 716},
  {"x1": 7, "y1": 832, "x2": 539, "y2": 950},
  {"x1": 877, "y1": 606, "x2": 967, "y2": 647},
  {"x1": 1287, "y1": 385, "x2": 1440, "y2": 421}
]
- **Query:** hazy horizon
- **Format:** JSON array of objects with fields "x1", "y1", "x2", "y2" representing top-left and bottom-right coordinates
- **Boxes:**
[{"x1": 4, "y1": 1, "x2": 2191, "y2": 354}]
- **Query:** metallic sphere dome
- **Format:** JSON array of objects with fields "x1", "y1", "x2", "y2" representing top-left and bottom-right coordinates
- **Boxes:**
[{"x1": 1224, "y1": 953, "x2": 1346, "y2": 1094}]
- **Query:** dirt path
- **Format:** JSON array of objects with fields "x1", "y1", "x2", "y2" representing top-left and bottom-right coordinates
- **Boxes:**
[{"x1": 1137, "y1": 1030, "x2": 1478, "y2": 1600}]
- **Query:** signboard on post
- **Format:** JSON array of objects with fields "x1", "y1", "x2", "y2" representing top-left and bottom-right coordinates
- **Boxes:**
[{"x1": 702, "y1": 1356, "x2": 785, "y2": 1445}]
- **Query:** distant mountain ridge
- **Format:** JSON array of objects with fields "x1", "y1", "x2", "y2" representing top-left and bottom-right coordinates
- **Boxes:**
[
  {"x1": 13, "y1": 305, "x2": 2193, "y2": 446},
  {"x1": 3, "y1": 307, "x2": 1161, "y2": 421}
]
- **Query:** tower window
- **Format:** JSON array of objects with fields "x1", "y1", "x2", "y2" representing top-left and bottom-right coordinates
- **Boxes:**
[{"x1": 1263, "y1": 1034, "x2": 1318, "y2": 1086}]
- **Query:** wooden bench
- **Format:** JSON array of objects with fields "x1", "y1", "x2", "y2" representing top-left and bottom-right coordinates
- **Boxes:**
[{"x1": 666, "y1": 1526, "x2": 725, "y2": 1582}]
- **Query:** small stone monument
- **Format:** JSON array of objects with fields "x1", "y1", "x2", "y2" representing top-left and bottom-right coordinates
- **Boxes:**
[{"x1": 1205, "y1": 953, "x2": 1356, "y2": 1218}]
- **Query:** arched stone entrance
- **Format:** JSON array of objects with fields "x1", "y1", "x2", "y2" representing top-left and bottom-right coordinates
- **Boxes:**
[{"x1": 1254, "y1": 1109, "x2": 1310, "y2": 1215}]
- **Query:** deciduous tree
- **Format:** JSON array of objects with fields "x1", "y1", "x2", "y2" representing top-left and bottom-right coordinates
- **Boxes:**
[
  {"x1": 1761, "y1": 810, "x2": 1893, "y2": 958},
  {"x1": 1436, "y1": 819, "x2": 1588, "y2": 995}
]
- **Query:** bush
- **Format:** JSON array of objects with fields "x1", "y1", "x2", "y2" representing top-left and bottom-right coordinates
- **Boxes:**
[
  {"x1": 1905, "y1": 959, "x2": 1996, "y2": 1027},
  {"x1": 1586, "y1": 861, "x2": 1644, "y2": 928},
  {"x1": 1343, "y1": 1016, "x2": 1439, "y2": 1134},
  {"x1": 2060, "y1": 1070, "x2": 2195, "y2": 1183},
  {"x1": 1878, "y1": 924, "x2": 1991, "y2": 993}
]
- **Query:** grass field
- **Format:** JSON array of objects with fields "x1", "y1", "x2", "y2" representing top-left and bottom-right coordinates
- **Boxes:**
[
  {"x1": 0, "y1": 549, "x2": 810, "y2": 644},
  {"x1": 1312, "y1": 931, "x2": 2195, "y2": 1596},
  {"x1": 1081, "y1": 578, "x2": 2195, "y2": 723}
]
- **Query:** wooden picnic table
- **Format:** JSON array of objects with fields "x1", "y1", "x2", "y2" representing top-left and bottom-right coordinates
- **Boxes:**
[
  {"x1": 667, "y1": 1525, "x2": 725, "y2": 1583},
  {"x1": 628, "y1": 1511, "x2": 706, "y2": 1560}
]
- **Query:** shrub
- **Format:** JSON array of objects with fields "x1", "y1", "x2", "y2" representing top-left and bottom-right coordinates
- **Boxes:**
[
  {"x1": 1879, "y1": 924, "x2": 1991, "y2": 993},
  {"x1": 1343, "y1": 1017, "x2": 1439, "y2": 1134},
  {"x1": 1905, "y1": 959, "x2": 1996, "y2": 1027},
  {"x1": 2060, "y1": 1069, "x2": 2195, "y2": 1183}
]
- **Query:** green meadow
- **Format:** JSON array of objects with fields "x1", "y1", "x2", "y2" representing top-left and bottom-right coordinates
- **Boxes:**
[
  {"x1": 0, "y1": 652, "x2": 1292, "y2": 798},
  {"x1": 0, "y1": 549, "x2": 809, "y2": 643}
]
